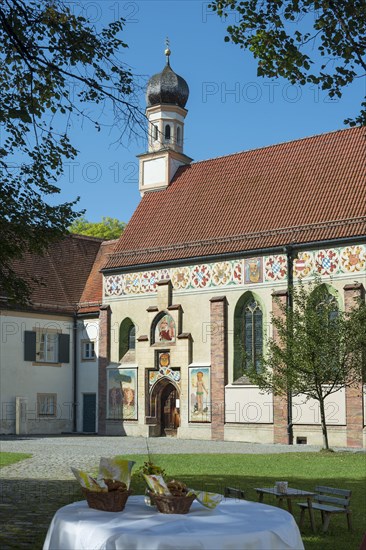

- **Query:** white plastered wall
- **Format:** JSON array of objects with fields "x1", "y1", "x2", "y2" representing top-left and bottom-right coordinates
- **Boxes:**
[{"x1": 0, "y1": 311, "x2": 74, "y2": 434}]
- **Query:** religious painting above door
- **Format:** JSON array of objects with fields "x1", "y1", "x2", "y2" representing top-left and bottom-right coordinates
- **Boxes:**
[{"x1": 155, "y1": 314, "x2": 176, "y2": 343}]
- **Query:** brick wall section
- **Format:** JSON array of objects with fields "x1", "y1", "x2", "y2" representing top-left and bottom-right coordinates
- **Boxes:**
[
  {"x1": 344, "y1": 283, "x2": 365, "y2": 448},
  {"x1": 210, "y1": 296, "x2": 228, "y2": 441},
  {"x1": 98, "y1": 305, "x2": 111, "y2": 435},
  {"x1": 272, "y1": 290, "x2": 289, "y2": 444}
]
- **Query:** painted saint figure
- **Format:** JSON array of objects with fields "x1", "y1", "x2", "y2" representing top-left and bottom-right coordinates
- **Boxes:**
[
  {"x1": 193, "y1": 371, "x2": 208, "y2": 414},
  {"x1": 158, "y1": 315, "x2": 175, "y2": 342}
]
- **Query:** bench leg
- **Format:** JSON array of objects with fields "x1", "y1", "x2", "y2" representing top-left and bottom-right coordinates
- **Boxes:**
[
  {"x1": 322, "y1": 513, "x2": 331, "y2": 533},
  {"x1": 308, "y1": 505, "x2": 316, "y2": 533},
  {"x1": 346, "y1": 511, "x2": 353, "y2": 532},
  {"x1": 299, "y1": 508, "x2": 306, "y2": 531}
]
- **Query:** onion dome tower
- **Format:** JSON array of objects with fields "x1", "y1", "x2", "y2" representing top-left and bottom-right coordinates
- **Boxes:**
[{"x1": 138, "y1": 42, "x2": 192, "y2": 196}]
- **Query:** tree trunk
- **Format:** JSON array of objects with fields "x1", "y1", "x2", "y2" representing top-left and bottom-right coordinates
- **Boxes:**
[{"x1": 319, "y1": 398, "x2": 329, "y2": 450}]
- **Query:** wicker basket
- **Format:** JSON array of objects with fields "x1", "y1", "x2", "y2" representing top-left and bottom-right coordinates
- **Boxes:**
[
  {"x1": 82, "y1": 489, "x2": 132, "y2": 512},
  {"x1": 150, "y1": 492, "x2": 196, "y2": 514}
]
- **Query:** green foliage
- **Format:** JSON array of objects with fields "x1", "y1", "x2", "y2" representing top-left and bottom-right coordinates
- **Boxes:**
[
  {"x1": 69, "y1": 216, "x2": 125, "y2": 240},
  {"x1": 210, "y1": 0, "x2": 366, "y2": 125},
  {"x1": 136, "y1": 460, "x2": 166, "y2": 478},
  {"x1": 0, "y1": 1, "x2": 143, "y2": 303},
  {"x1": 248, "y1": 278, "x2": 366, "y2": 448}
]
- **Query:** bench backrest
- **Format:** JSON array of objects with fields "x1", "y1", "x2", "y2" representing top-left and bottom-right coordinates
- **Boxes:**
[
  {"x1": 224, "y1": 487, "x2": 246, "y2": 500},
  {"x1": 314, "y1": 486, "x2": 351, "y2": 509}
]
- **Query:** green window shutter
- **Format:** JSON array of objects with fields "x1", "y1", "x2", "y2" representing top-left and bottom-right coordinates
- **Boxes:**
[
  {"x1": 58, "y1": 334, "x2": 70, "y2": 363},
  {"x1": 24, "y1": 331, "x2": 36, "y2": 361}
]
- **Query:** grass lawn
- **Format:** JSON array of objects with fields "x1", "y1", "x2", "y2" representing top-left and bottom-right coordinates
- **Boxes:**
[
  {"x1": 124, "y1": 452, "x2": 365, "y2": 550},
  {"x1": 0, "y1": 452, "x2": 32, "y2": 468},
  {"x1": 1, "y1": 451, "x2": 365, "y2": 549}
]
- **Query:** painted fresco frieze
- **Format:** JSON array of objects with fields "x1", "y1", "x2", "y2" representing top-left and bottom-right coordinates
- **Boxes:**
[{"x1": 104, "y1": 244, "x2": 366, "y2": 297}]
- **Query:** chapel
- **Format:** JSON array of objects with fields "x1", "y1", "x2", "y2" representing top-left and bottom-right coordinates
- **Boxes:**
[{"x1": 0, "y1": 49, "x2": 365, "y2": 448}]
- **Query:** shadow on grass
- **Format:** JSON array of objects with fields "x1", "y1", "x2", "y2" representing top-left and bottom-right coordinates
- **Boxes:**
[
  {"x1": 0, "y1": 475, "x2": 364, "y2": 550},
  {"x1": 0, "y1": 479, "x2": 83, "y2": 550}
]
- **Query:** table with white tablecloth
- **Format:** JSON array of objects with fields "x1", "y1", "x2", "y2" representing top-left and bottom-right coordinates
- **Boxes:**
[{"x1": 43, "y1": 495, "x2": 305, "y2": 550}]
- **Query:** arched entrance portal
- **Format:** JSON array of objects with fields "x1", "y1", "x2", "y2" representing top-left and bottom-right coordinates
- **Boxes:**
[
  {"x1": 160, "y1": 383, "x2": 180, "y2": 437},
  {"x1": 148, "y1": 378, "x2": 180, "y2": 437}
]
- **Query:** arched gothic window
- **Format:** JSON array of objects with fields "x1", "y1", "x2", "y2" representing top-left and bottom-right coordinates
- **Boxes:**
[
  {"x1": 311, "y1": 285, "x2": 339, "y2": 323},
  {"x1": 177, "y1": 126, "x2": 181, "y2": 145},
  {"x1": 119, "y1": 318, "x2": 136, "y2": 360},
  {"x1": 165, "y1": 124, "x2": 171, "y2": 141},
  {"x1": 243, "y1": 299, "x2": 263, "y2": 371},
  {"x1": 154, "y1": 125, "x2": 158, "y2": 141},
  {"x1": 234, "y1": 294, "x2": 264, "y2": 382},
  {"x1": 128, "y1": 325, "x2": 136, "y2": 350}
]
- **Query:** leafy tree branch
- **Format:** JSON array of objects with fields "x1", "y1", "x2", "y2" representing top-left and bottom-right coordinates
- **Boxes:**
[{"x1": 0, "y1": 0, "x2": 145, "y2": 304}]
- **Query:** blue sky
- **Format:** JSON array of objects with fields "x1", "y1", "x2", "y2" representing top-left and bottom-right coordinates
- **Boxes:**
[{"x1": 58, "y1": 1, "x2": 365, "y2": 223}]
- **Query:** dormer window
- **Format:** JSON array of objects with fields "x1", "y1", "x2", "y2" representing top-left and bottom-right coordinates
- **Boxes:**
[{"x1": 164, "y1": 124, "x2": 171, "y2": 141}]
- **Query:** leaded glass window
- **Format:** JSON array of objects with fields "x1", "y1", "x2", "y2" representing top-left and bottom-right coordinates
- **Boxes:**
[
  {"x1": 128, "y1": 325, "x2": 136, "y2": 350},
  {"x1": 243, "y1": 300, "x2": 263, "y2": 371}
]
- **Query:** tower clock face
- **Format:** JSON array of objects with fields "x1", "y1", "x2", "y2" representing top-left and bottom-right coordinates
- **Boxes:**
[{"x1": 159, "y1": 353, "x2": 170, "y2": 367}]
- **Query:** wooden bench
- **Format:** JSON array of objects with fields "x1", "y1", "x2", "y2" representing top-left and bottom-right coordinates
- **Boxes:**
[
  {"x1": 224, "y1": 487, "x2": 246, "y2": 500},
  {"x1": 297, "y1": 486, "x2": 352, "y2": 533}
]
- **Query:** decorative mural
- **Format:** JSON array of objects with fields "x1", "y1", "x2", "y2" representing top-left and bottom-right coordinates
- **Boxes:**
[
  {"x1": 120, "y1": 368, "x2": 138, "y2": 420},
  {"x1": 107, "y1": 368, "x2": 123, "y2": 420},
  {"x1": 104, "y1": 243, "x2": 366, "y2": 297},
  {"x1": 315, "y1": 249, "x2": 339, "y2": 276},
  {"x1": 340, "y1": 245, "x2": 366, "y2": 273},
  {"x1": 107, "y1": 367, "x2": 137, "y2": 420},
  {"x1": 155, "y1": 314, "x2": 176, "y2": 343},
  {"x1": 293, "y1": 251, "x2": 314, "y2": 278},
  {"x1": 244, "y1": 258, "x2": 263, "y2": 284},
  {"x1": 264, "y1": 254, "x2": 287, "y2": 281},
  {"x1": 149, "y1": 366, "x2": 181, "y2": 389},
  {"x1": 189, "y1": 367, "x2": 211, "y2": 423}
]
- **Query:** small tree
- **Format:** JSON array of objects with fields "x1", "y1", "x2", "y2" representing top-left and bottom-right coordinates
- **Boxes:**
[
  {"x1": 69, "y1": 216, "x2": 126, "y2": 240},
  {"x1": 249, "y1": 279, "x2": 366, "y2": 450}
]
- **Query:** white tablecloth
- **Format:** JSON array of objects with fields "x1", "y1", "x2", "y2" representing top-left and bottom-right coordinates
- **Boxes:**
[{"x1": 43, "y1": 495, "x2": 304, "y2": 550}]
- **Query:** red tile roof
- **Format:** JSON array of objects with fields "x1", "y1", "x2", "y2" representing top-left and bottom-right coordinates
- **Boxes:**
[
  {"x1": 105, "y1": 127, "x2": 366, "y2": 270},
  {"x1": 5, "y1": 235, "x2": 103, "y2": 314},
  {"x1": 78, "y1": 239, "x2": 118, "y2": 314}
]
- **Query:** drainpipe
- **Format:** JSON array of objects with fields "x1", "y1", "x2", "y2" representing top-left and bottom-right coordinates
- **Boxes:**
[
  {"x1": 285, "y1": 246, "x2": 294, "y2": 445},
  {"x1": 73, "y1": 312, "x2": 78, "y2": 433}
]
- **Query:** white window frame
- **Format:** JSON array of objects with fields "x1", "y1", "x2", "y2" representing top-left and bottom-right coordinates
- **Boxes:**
[
  {"x1": 37, "y1": 331, "x2": 58, "y2": 363},
  {"x1": 82, "y1": 340, "x2": 96, "y2": 361},
  {"x1": 37, "y1": 393, "x2": 57, "y2": 417}
]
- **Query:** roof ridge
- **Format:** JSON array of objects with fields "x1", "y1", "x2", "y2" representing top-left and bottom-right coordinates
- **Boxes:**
[
  {"x1": 189, "y1": 126, "x2": 362, "y2": 167},
  {"x1": 68, "y1": 233, "x2": 105, "y2": 242}
]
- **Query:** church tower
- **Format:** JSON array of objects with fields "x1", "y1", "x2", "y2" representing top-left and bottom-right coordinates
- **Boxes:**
[{"x1": 138, "y1": 44, "x2": 192, "y2": 196}]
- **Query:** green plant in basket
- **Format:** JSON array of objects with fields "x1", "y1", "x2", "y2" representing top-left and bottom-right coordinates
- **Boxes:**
[
  {"x1": 137, "y1": 460, "x2": 166, "y2": 478},
  {"x1": 137, "y1": 438, "x2": 166, "y2": 479}
]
